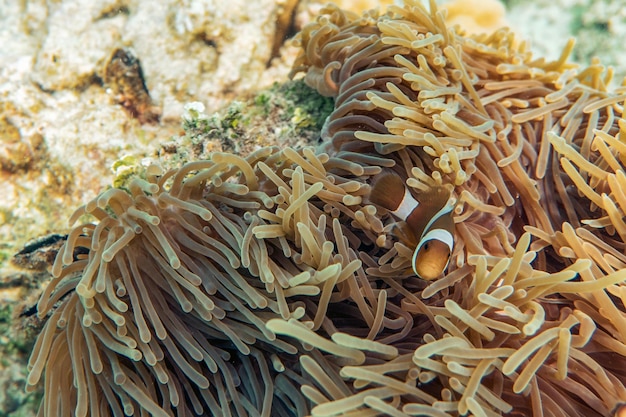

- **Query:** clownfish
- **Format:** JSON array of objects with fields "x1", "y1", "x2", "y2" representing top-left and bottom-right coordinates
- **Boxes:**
[
  {"x1": 368, "y1": 172, "x2": 455, "y2": 280},
  {"x1": 613, "y1": 403, "x2": 626, "y2": 417}
]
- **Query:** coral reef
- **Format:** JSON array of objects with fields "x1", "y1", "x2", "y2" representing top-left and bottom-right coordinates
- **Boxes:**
[
  {"x1": 25, "y1": 1, "x2": 626, "y2": 416},
  {"x1": 0, "y1": 0, "x2": 303, "y2": 280},
  {"x1": 504, "y1": 0, "x2": 626, "y2": 85}
]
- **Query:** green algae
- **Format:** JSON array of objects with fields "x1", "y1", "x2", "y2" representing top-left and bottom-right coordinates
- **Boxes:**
[
  {"x1": 162, "y1": 79, "x2": 333, "y2": 165},
  {"x1": 0, "y1": 303, "x2": 41, "y2": 417}
]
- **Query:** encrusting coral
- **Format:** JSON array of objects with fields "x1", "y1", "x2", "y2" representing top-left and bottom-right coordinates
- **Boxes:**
[{"x1": 27, "y1": 1, "x2": 626, "y2": 416}]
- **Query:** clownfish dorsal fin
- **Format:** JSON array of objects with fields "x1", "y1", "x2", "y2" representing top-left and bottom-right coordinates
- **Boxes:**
[
  {"x1": 369, "y1": 172, "x2": 419, "y2": 221},
  {"x1": 369, "y1": 172, "x2": 407, "y2": 211}
]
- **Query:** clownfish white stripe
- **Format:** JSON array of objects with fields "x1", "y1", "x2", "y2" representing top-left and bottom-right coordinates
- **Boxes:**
[
  {"x1": 391, "y1": 186, "x2": 420, "y2": 220},
  {"x1": 416, "y1": 229, "x2": 454, "y2": 254}
]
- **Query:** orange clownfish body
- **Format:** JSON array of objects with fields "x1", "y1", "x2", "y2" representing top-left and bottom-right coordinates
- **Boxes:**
[{"x1": 369, "y1": 172, "x2": 455, "y2": 280}]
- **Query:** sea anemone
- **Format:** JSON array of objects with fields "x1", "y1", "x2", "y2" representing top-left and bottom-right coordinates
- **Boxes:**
[
  {"x1": 27, "y1": 1, "x2": 626, "y2": 416},
  {"x1": 288, "y1": 1, "x2": 626, "y2": 415},
  {"x1": 26, "y1": 147, "x2": 379, "y2": 416}
]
